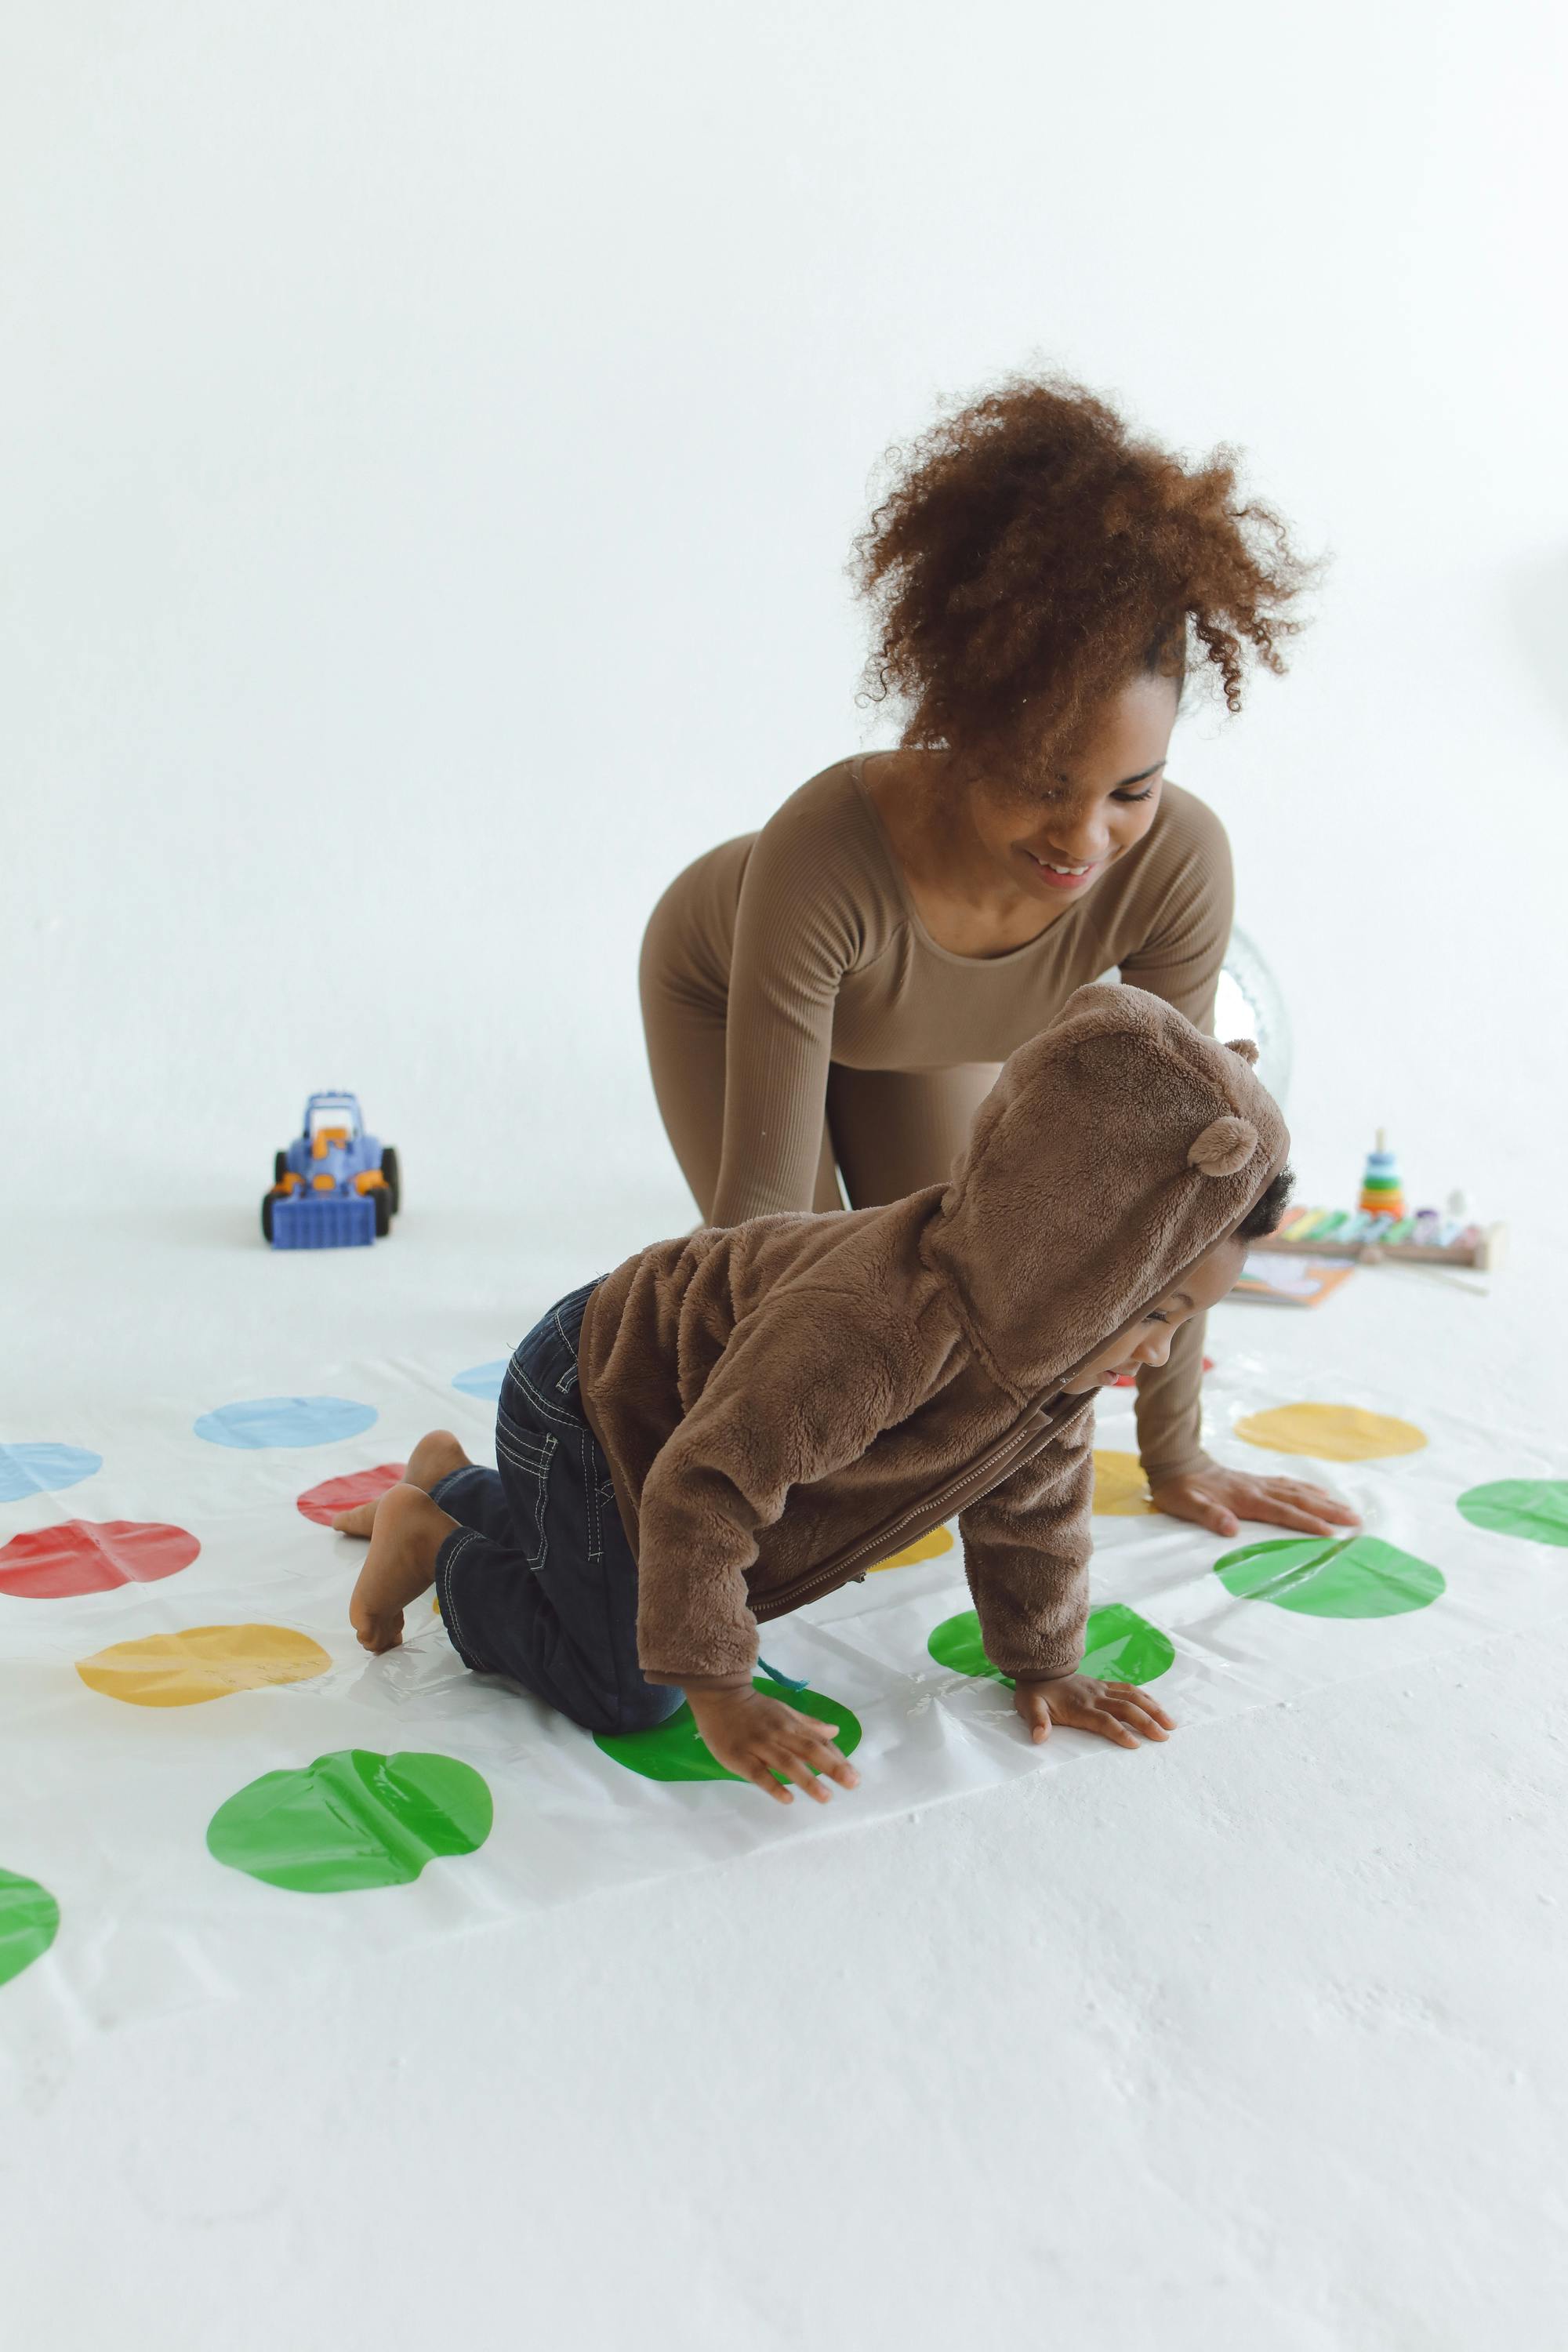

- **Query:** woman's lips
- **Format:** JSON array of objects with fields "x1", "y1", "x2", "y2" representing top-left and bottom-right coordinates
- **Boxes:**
[{"x1": 1025, "y1": 850, "x2": 1100, "y2": 891}]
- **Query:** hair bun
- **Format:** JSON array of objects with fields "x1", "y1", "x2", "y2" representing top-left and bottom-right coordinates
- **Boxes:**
[
  {"x1": 1225, "y1": 1036, "x2": 1260, "y2": 1066},
  {"x1": 1189, "y1": 1115, "x2": 1258, "y2": 1178}
]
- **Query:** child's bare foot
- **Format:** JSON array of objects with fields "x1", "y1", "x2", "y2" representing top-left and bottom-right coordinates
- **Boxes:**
[
  {"x1": 332, "y1": 1429, "x2": 470, "y2": 1537},
  {"x1": 348, "y1": 1483, "x2": 458, "y2": 1653}
]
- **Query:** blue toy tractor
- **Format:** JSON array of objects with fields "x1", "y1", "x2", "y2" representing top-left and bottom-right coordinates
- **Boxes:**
[{"x1": 263, "y1": 1092, "x2": 401, "y2": 1249}]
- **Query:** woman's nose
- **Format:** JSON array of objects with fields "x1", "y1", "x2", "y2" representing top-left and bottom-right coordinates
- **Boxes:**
[{"x1": 1040, "y1": 804, "x2": 1111, "y2": 862}]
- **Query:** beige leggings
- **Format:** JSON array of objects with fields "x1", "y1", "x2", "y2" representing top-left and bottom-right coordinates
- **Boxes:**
[{"x1": 640, "y1": 946, "x2": 999, "y2": 1219}]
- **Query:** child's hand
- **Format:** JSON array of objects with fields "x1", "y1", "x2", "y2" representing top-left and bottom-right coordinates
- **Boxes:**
[
  {"x1": 687, "y1": 1686, "x2": 860, "y2": 1806},
  {"x1": 1012, "y1": 1675, "x2": 1175, "y2": 1750}
]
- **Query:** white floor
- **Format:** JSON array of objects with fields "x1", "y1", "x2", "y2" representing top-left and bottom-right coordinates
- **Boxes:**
[{"x1": 5, "y1": 1199, "x2": 1565, "y2": 2350}]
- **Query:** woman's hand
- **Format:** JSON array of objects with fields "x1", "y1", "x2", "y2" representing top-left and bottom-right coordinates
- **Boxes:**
[
  {"x1": 1012, "y1": 1676, "x2": 1176, "y2": 1750},
  {"x1": 687, "y1": 1686, "x2": 860, "y2": 1806},
  {"x1": 1149, "y1": 1465, "x2": 1361, "y2": 1542}
]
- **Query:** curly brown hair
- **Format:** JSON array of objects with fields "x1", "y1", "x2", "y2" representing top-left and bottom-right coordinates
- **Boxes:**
[{"x1": 849, "y1": 373, "x2": 1316, "y2": 773}]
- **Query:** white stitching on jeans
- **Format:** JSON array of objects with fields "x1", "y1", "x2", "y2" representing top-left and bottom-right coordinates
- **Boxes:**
[{"x1": 438, "y1": 1528, "x2": 483, "y2": 1664}]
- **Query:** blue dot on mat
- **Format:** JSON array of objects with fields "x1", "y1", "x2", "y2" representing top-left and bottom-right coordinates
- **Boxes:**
[
  {"x1": 0, "y1": 1443, "x2": 103, "y2": 1503},
  {"x1": 452, "y1": 1362, "x2": 508, "y2": 1403},
  {"x1": 193, "y1": 1396, "x2": 378, "y2": 1450}
]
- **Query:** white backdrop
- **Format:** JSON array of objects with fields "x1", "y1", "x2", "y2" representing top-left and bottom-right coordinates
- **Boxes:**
[
  {"x1": 8, "y1": 16, "x2": 1568, "y2": 2347},
  {"x1": 5, "y1": 0, "x2": 1567, "y2": 1240}
]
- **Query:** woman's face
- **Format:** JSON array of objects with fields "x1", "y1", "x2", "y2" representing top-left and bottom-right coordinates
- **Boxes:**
[{"x1": 964, "y1": 671, "x2": 1180, "y2": 906}]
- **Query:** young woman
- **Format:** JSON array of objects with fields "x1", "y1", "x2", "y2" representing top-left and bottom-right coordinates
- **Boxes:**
[{"x1": 640, "y1": 375, "x2": 1352, "y2": 1543}]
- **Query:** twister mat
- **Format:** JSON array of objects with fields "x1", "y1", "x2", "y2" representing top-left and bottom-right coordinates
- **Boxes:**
[{"x1": 2, "y1": 1348, "x2": 1564, "y2": 2031}]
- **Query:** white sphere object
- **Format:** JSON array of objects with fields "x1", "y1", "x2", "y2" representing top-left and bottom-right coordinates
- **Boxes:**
[
  {"x1": 1213, "y1": 925, "x2": 1292, "y2": 1108},
  {"x1": 1096, "y1": 925, "x2": 1292, "y2": 1107}
]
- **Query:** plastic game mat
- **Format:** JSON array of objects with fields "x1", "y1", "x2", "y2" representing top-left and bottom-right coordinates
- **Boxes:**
[{"x1": 4, "y1": 1319, "x2": 1566, "y2": 2038}]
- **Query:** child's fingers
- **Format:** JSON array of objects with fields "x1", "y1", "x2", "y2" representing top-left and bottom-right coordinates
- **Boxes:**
[
  {"x1": 784, "y1": 1708, "x2": 840, "y2": 1742},
  {"x1": 746, "y1": 1762, "x2": 794, "y2": 1804},
  {"x1": 1101, "y1": 1693, "x2": 1171, "y2": 1741},
  {"x1": 1060, "y1": 1704, "x2": 1139, "y2": 1750},
  {"x1": 1105, "y1": 1683, "x2": 1177, "y2": 1732},
  {"x1": 773, "y1": 1741, "x2": 838, "y2": 1800}
]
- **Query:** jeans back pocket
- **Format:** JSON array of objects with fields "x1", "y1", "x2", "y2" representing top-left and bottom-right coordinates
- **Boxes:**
[{"x1": 495, "y1": 1412, "x2": 557, "y2": 1570}]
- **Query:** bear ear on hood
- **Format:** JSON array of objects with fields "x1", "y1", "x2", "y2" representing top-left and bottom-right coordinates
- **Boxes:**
[
  {"x1": 1188, "y1": 1115, "x2": 1258, "y2": 1178},
  {"x1": 1225, "y1": 1036, "x2": 1260, "y2": 1066}
]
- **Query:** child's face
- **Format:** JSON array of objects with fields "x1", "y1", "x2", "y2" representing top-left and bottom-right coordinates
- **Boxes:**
[{"x1": 1061, "y1": 1239, "x2": 1249, "y2": 1395}]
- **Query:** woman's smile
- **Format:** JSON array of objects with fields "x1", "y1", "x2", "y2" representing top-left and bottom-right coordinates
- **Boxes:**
[{"x1": 1020, "y1": 847, "x2": 1104, "y2": 891}]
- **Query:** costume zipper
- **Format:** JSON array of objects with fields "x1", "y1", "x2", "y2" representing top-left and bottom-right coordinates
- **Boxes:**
[
  {"x1": 753, "y1": 1395, "x2": 1078, "y2": 1618},
  {"x1": 755, "y1": 1143, "x2": 1289, "y2": 1624}
]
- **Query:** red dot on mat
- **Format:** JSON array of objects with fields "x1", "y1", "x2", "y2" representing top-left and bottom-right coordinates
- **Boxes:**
[
  {"x1": 294, "y1": 1464, "x2": 408, "y2": 1526},
  {"x1": 0, "y1": 1519, "x2": 201, "y2": 1600}
]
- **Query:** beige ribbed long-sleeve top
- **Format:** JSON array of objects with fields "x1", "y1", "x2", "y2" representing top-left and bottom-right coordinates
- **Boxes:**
[{"x1": 643, "y1": 754, "x2": 1234, "y2": 1485}]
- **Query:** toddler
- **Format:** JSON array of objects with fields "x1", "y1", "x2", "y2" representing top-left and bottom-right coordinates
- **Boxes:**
[{"x1": 335, "y1": 985, "x2": 1296, "y2": 1802}]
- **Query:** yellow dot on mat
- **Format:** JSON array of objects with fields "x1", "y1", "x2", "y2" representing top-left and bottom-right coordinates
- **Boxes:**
[
  {"x1": 867, "y1": 1525, "x2": 956, "y2": 1573},
  {"x1": 1234, "y1": 1403, "x2": 1427, "y2": 1462},
  {"x1": 1091, "y1": 1449, "x2": 1155, "y2": 1515},
  {"x1": 74, "y1": 1624, "x2": 331, "y2": 1708}
]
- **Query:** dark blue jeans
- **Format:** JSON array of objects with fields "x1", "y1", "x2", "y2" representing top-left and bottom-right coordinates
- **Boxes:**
[{"x1": 431, "y1": 1281, "x2": 684, "y2": 1736}]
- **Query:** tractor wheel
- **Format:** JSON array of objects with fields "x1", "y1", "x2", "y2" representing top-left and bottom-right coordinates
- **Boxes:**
[
  {"x1": 379, "y1": 1147, "x2": 401, "y2": 1214},
  {"x1": 372, "y1": 1185, "x2": 392, "y2": 1237},
  {"x1": 274, "y1": 1149, "x2": 289, "y2": 1184},
  {"x1": 261, "y1": 1191, "x2": 276, "y2": 1243}
]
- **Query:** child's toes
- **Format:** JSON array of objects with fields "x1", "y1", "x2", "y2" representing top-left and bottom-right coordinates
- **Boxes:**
[
  {"x1": 332, "y1": 1502, "x2": 380, "y2": 1537},
  {"x1": 354, "y1": 1611, "x2": 405, "y2": 1653}
]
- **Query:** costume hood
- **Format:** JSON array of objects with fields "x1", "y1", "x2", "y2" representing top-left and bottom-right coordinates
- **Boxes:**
[{"x1": 920, "y1": 982, "x2": 1290, "y2": 1399}]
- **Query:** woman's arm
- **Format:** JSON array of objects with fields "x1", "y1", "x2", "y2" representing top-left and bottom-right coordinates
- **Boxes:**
[
  {"x1": 1115, "y1": 796, "x2": 1357, "y2": 1540},
  {"x1": 1116, "y1": 789, "x2": 1234, "y2": 1482},
  {"x1": 709, "y1": 782, "x2": 870, "y2": 1226}
]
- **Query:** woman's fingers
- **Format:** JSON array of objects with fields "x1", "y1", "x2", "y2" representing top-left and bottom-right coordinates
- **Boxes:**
[
  {"x1": 1275, "y1": 1482, "x2": 1360, "y2": 1527},
  {"x1": 1256, "y1": 1499, "x2": 1349, "y2": 1536}
]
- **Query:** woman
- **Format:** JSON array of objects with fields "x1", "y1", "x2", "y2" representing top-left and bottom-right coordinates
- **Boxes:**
[{"x1": 641, "y1": 375, "x2": 1352, "y2": 1543}]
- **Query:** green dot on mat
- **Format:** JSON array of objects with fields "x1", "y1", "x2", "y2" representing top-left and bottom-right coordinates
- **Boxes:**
[
  {"x1": 1456, "y1": 1479, "x2": 1568, "y2": 1548},
  {"x1": 593, "y1": 1679, "x2": 862, "y2": 1784},
  {"x1": 1214, "y1": 1533, "x2": 1444, "y2": 1618},
  {"x1": 0, "y1": 1869, "x2": 60, "y2": 1988},
  {"x1": 206, "y1": 1748, "x2": 493, "y2": 1893},
  {"x1": 926, "y1": 1602, "x2": 1175, "y2": 1688}
]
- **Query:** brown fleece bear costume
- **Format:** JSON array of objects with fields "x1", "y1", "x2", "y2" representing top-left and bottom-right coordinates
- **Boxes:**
[{"x1": 579, "y1": 983, "x2": 1289, "y2": 1695}]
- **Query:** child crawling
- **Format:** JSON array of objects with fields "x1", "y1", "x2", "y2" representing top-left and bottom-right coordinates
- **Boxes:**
[{"x1": 334, "y1": 985, "x2": 1309, "y2": 1805}]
